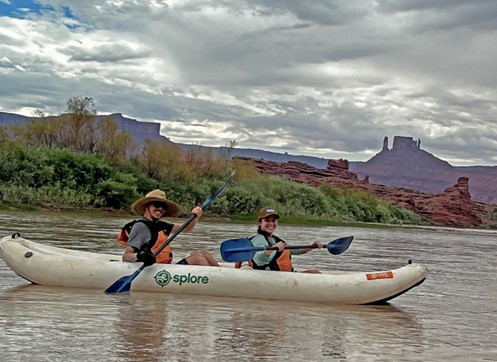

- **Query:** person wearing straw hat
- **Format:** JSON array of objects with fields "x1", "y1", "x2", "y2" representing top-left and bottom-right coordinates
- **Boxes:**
[{"x1": 120, "y1": 189, "x2": 219, "y2": 266}]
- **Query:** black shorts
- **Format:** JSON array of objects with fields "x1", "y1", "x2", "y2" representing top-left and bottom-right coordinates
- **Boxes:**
[{"x1": 176, "y1": 257, "x2": 189, "y2": 265}]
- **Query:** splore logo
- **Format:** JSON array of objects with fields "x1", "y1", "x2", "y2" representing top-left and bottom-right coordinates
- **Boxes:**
[
  {"x1": 154, "y1": 270, "x2": 172, "y2": 286},
  {"x1": 154, "y1": 270, "x2": 210, "y2": 287}
]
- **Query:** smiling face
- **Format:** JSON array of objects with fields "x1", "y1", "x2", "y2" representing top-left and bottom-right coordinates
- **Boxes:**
[
  {"x1": 259, "y1": 217, "x2": 278, "y2": 235},
  {"x1": 144, "y1": 201, "x2": 168, "y2": 220}
]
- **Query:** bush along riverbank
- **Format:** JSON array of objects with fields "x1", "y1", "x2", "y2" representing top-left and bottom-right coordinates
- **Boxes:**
[{"x1": 0, "y1": 140, "x2": 421, "y2": 226}]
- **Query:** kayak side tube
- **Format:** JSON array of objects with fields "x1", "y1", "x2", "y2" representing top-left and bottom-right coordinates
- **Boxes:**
[{"x1": 0, "y1": 235, "x2": 427, "y2": 305}]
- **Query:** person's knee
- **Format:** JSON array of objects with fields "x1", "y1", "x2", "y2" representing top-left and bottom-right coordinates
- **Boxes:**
[
  {"x1": 185, "y1": 251, "x2": 219, "y2": 266},
  {"x1": 186, "y1": 253, "x2": 207, "y2": 265}
]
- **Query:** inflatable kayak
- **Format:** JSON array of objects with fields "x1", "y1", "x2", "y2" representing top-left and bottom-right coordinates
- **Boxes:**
[{"x1": 0, "y1": 234, "x2": 427, "y2": 304}]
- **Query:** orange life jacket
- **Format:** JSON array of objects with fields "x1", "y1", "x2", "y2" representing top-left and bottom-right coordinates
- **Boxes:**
[
  {"x1": 118, "y1": 219, "x2": 173, "y2": 264},
  {"x1": 235, "y1": 234, "x2": 293, "y2": 272}
]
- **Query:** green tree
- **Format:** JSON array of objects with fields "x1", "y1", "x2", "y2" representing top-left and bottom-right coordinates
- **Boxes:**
[
  {"x1": 140, "y1": 139, "x2": 184, "y2": 181},
  {"x1": 61, "y1": 96, "x2": 97, "y2": 152},
  {"x1": 0, "y1": 125, "x2": 10, "y2": 142},
  {"x1": 95, "y1": 116, "x2": 134, "y2": 165}
]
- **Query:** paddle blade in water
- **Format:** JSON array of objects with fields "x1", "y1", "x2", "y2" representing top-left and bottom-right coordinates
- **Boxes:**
[{"x1": 105, "y1": 269, "x2": 140, "y2": 294}]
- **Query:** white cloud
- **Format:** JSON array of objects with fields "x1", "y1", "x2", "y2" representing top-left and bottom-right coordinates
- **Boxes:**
[{"x1": 0, "y1": 0, "x2": 496, "y2": 165}]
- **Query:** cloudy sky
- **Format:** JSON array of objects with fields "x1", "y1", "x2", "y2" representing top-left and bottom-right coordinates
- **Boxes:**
[{"x1": 1, "y1": 1, "x2": 496, "y2": 166}]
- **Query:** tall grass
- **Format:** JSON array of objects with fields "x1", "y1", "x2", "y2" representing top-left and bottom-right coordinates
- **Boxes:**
[{"x1": 0, "y1": 119, "x2": 422, "y2": 225}]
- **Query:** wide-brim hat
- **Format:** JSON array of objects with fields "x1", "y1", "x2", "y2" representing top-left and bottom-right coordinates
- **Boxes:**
[
  {"x1": 257, "y1": 207, "x2": 280, "y2": 220},
  {"x1": 131, "y1": 189, "x2": 180, "y2": 217}
]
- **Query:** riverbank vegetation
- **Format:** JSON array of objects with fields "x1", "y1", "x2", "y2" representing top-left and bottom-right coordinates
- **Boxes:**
[{"x1": 0, "y1": 97, "x2": 421, "y2": 226}]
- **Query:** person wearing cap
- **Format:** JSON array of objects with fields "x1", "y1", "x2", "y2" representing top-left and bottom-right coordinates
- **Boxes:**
[
  {"x1": 120, "y1": 189, "x2": 220, "y2": 266},
  {"x1": 238, "y1": 207, "x2": 323, "y2": 271}
]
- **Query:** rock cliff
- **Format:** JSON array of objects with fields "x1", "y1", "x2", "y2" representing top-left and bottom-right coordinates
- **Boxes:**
[
  {"x1": 239, "y1": 157, "x2": 489, "y2": 228},
  {"x1": 353, "y1": 136, "x2": 497, "y2": 205}
]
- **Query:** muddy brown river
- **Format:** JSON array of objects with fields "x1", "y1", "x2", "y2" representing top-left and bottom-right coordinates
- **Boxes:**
[{"x1": 1, "y1": 210, "x2": 496, "y2": 361}]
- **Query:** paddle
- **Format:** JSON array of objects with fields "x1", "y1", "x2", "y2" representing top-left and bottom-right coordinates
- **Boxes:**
[
  {"x1": 105, "y1": 170, "x2": 236, "y2": 294},
  {"x1": 220, "y1": 235, "x2": 354, "y2": 262}
]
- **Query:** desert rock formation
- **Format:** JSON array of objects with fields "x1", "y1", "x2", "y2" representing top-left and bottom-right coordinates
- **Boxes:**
[{"x1": 239, "y1": 157, "x2": 490, "y2": 228}]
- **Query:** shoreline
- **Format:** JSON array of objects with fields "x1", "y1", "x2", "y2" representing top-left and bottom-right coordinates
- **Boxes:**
[{"x1": 2, "y1": 204, "x2": 496, "y2": 233}]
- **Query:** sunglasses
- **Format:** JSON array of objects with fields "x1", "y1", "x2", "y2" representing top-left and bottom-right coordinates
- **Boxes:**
[{"x1": 149, "y1": 201, "x2": 168, "y2": 210}]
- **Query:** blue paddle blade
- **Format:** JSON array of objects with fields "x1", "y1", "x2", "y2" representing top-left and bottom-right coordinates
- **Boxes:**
[
  {"x1": 220, "y1": 238, "x2": 264, "y2": 262},
  {"x1": 201, "y1": 170, "x2": 235, "y2": 208},
  {"x1": 105, "y1": 269, "x2": 142, "y2": 294},
  {"x1": 326, "y1": 236, "x2": 354, "y2": 255}
]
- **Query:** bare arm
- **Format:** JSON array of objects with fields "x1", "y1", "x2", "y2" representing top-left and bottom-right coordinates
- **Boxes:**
[{"x1": 171, "y1": 206, "x2": 203, "y2": 233}]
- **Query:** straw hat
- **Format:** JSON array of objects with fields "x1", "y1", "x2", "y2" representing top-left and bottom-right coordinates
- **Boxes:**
[
  {"x1": 131, "y1": 189, "x2": 180, "y2": 216},
  {"x1": 257, "y1": 207, "x2": 280, "y2": 221}
]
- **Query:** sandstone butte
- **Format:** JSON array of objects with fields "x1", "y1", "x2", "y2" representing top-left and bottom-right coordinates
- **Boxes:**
[{"x1": 236, "y1": 156, "x2": 494, "y2": 229}]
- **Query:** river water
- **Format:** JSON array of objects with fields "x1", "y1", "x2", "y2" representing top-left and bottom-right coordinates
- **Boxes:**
[{"x1": 0, "y1": 210, "x2": 496, "y2": 362}]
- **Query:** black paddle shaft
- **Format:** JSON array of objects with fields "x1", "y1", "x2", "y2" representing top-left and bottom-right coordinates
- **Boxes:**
[
  {"x1": 265, "y1": 244, "x2": 321, "y2": 251},
  {"x1": 152, "y1": 170, "x2": 235, "y2": 257}
]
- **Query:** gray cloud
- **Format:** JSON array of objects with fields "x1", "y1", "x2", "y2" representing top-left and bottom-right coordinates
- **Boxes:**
[{"x1": 1, "y1": 0, "x2": 496, "y2": 166}]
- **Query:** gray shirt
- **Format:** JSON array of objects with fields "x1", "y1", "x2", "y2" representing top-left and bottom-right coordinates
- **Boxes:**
[{"x1": 126, "y1": 218, "x2": 174, "y2": 251}]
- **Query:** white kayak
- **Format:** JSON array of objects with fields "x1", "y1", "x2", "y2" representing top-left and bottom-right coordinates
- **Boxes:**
[{"x1": 0, "y1": 234, "x2": 427, "y2": 305}]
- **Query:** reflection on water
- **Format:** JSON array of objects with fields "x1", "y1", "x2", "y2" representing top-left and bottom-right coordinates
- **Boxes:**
[
  {"x1": 1, "y1": 210, "x2": 497, "y2": 361},
  {"x1": 0, "y1": 284, "x2": 423, "y2": 362},
  {"x1": 113, "y1": 294, "x2": 168, "y2": 362}
]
